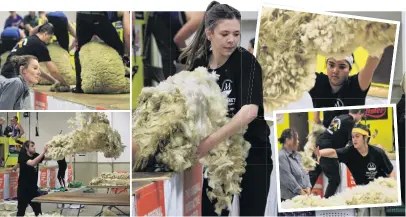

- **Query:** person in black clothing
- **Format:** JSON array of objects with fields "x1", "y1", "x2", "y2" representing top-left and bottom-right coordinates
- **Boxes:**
[
  {"x1": 30, "y1": 11, "x2": 77, "y2": 52},
  {"x1": 1, "y1": 23, "x2": 68, "y2": 87},
  {"x1": 73, "y1": 11, "x2": 130, "y2": 93},
  {"x1": 309, "y1": 109, "x2": 365, "y2": 198},
  {"x1": 179, "y1": 2, "x2": 272, "y2": 216},
  {"x1": 16, "y1": 140, "x2": 48, "y2": 217},
  {"x1": 316, "y1": 123, "x2": 395, "y2": 185},
  {"x1": 309, "y1": 54, "x2": 381, "y2": 108},
  {"x1": 396, "y1": 93, "x2": 405, "y2": 204},
  {"x1": 57, "y1": 157, "x2": 67, "y2": 188},
  {"x1": 248, "y1": 37, "x2": 255, "y2": 54},
  {"x1": 314, "y1": 110, "x2": 350, "y2": 128},
  {"x1": 146, "y1": 12, "x2": 203, "y2": 79}
]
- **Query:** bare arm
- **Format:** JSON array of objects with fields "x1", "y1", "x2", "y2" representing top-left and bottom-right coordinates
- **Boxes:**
[
  {"x1": 67, "y1": 21, "x2": 76, "y2": 38},
  {"x1": 314, "y1": 111, "x2": 321, "y2": 124},
  {"x1": 317, "y1": 147, "x2": 338, "y2": 158},
  {"x1": 358, "y1": 55, "x2": 380, "y2": 91},
  {"x1": 45, "y1": 61, "x2": 68, "y2": 86},
  {"x1": 15, "y1": 124, "x2": 24, "y2": 138},
  {"x1": 29, "y1": 24, "x2": 41, "y2": 36},
  {"x1": 26, "y1": 152, "x2": 45, "y2": 167},
  {"x1": 198, "y1": 104, "x2": 258, "y2": 158},
  {"x1": 174, "y1": 12, "x2": 204, "y2": 49}
]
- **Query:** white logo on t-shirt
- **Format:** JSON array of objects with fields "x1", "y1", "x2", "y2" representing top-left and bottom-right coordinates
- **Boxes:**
[
  {"x1": 335, "y1": 99, "x2": 344, "y2": 107},
  {"x1": 221, "y1": 79, "x2": 232, "y2": 97},
  {"x1": 366, "y1": 162, "x2": 378, "y2": 180}
]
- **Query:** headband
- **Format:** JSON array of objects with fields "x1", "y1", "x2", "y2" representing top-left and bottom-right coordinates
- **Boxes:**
[
  {"x1": 352, "y1": 127, "x2": 370, "y2": 137},
  {"x1": 345, "y1": 54, "x2": 355, "y2": 68}
]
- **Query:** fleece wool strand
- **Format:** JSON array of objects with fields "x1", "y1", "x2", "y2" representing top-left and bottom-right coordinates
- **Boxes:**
[
  {"x1": 38, "y1": 44, "x2": 75, "y2": 85},
  {"x1": 79, "y1": 42, "x2": 130, "y2": 94},
  {"x1": 133, "y1": 67, "x2": 250, "y2": 214},
  {"x1": 258, "y1": 8, "x2": 397, "y2": 113},
  {"x1": 298, "y1": 122, "x2": 326, "y2": 170},
  {"x1": 46, "y1": 112, "x2": 125, "y2": 160},
  {"x1": 0, "y1": 51, "x2": 10, "y2": 70}
]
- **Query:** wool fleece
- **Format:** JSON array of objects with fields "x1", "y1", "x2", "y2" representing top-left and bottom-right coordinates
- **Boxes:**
[
  {"x1": 133, "y1": 67, "x2": 251, "y2": 214},
  {"x1": 79, "y1": 42, "x2": 130, "y2": 94},
  {"x1": 38, "y1": 44, "x2": 75, "y2": 85},
  {"x1": 46, "y1": 112, "x2": 125, "y2": 160},
  {"x1": 281, "y1": 177, "x2": 398, "y2": 209},
  {"x1": 258, "y1": 8, "x2": 397, "y2": 113},
  {"x1": 298, "y1": 122, "x2": 326, "y2": 170}
]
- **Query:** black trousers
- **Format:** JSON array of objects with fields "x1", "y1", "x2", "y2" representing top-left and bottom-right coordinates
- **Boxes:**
[
  {"x1": 146, "y1": 12, "x2": 182, "y2": 79},
  {"x1": 46, "y1": 15, "x2": 69, "y2": 52},
  {"x1": 74, "y1": 12, "x2": 124, "y2": 89},
  {"x1": 57, "y1": 166, "x2": 67, "y2": 187},
  {"x1": 17, "y1": 187, "x2": 42, "y2": 217},
  {"x1": 201, "y1": 147, "x2": 273, "y2": 216},
  {"x1": 309, "y1": 157, "x2": 340, "y2": 198}
]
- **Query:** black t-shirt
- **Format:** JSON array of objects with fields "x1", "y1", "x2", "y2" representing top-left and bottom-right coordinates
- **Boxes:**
[
  {"x1": 309, "y1": 73, "x2": 370, "y2": 108},
  {"x1": 1, "y1": 35, "x2": 51, "y2": 78},
  {"x1": 322, "y1": 110, "x2": 349, "y2": 128},
  {"x1": 190, "y1": 47, "x2": 270, "y2": 148},
  {"x1": 336, "y1": 145, "x2": 393, "y2": 185},
  {"x1": 18, "y1": 151, "x2": 44, "y2": 190},
  {"x1": 317, "y1": 114, "x2": 355, "y2": 150}
]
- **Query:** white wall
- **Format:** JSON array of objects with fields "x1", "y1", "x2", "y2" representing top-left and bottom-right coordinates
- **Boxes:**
[
  {"x1": 334, "y1": 11, "x2": 403, "y2": 85},
  {"x1": 0, "y1": 11, "x2": 77, "y2": 30}
]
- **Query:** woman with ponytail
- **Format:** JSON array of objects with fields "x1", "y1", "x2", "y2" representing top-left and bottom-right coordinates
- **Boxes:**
[
  {"x1": 180, "y1": 1, "x2": 272, "y2": 215},
  {"x1": 0, "y1": 55, "x2": 41, "y2": 109}
]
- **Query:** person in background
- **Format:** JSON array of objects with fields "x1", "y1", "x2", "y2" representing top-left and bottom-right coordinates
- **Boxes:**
[
  {"x1": 57, "y1": 157, "x2": 67, "y2": 188},
  {"x1": 309, "y1": 109, "x2": 365, "y2": 198},
  {"x1": 314, "y1": 110, "x2": 350, "y2": 128},
  {"x1": 72, "y1": 11, "x2": 131, "y2": 93},
  {"x1": 30, "y1": 11, "x2": 77, "y2": 52},
  {"x1": 279, "y1": 128, "x2": 311, "y2": 200},
  {"x1": 1, "y1": 23, "x2": 67, "y2": 87},
  {"x1": 0, "y1": 27, "x2": 26, "y2": 59},
  {"x1": 23, "y1": 11, "x2": 39, "y2": 36},
  {"x1": 0, "y1": 157, "x2": 4, "y2": 167},
  {"x1": 0, "y1": 117, "x2": 5, "y2": 136},
  {"x1": 248, "y1": 37, "x2": 255, "y2": 54},
  {"x1": 10, "y1": 116, "x2": 24, "y2": 140},
  {"x1": 4, "y1": 12, "x2": 24, "y2": 29},
  {"x1": 147, "y1": 11, "x2": 204, "y2": 79}
]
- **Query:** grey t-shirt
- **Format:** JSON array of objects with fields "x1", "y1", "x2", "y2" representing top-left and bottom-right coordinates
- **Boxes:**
[{"x1": 0, "y1": 75, "x2": 29, "y2": 110}]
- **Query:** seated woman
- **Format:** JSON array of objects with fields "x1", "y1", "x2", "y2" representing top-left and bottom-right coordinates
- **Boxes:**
[
  {"x1": 316, "y1": 123, "x2": 395, "y2": 185},
  {"x1": 278, "y1": 128, "x2": 311, "y2": 201}
]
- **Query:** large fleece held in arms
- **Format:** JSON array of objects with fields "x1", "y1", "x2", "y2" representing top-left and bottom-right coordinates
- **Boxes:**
[
  {"x1": 257, "y1": 8, "x2": 397, "y2": 113},
  {"x1": 133, "y1": 67, "x2": 251, "y2": 214},
  {"x1": 298, "y1": 122, "x2": 326, "y2": 170},
  {"x1": 79, "y1": 42, "x2": 130, "y2": 94},
  {"x1": 38, "y1": 44, "x2": 75, "y2": 85},
  {"x1": 281, "y1": 177, "x2": 398, "y2": 209},
  {"x1": 46, "y1": 112, "x2": 125, "y2": 160}
]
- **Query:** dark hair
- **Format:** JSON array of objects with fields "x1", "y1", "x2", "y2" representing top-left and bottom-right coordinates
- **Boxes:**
[
  {"x1": 38, "y1": 23, "x2": 54, "y2": 35},
  {"x1": 249, "y1": 38, "x2": 255, "y2": 48},
  {"x1": 349, "y1": 109, "x2": 366, "y2": 114},
  {"x1": 10, "y1": 55, "x2": 38, "y2": 75},
  {"x1": 13, "y1": 116, "x2": 18, "y2": 122},
  {"x1": 23, "y1": 140, "x2": 35, "y2": 150},
  {"x1": 179, "y1": 1, "x2": 241, "y2": 70},
  {"x1": 352, "y1": 123, "x2": 371, "y2": 143},
  {"x1": 278, "y1": 128, "x2": 298, "y2": 144}
]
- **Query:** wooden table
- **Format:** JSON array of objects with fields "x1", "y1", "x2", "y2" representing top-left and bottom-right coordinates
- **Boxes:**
[
  {"x1": 132, "y1": 172, "x2": 172, "y2": 182},
  {"x1": 87, "y1": 185, "x2": 130, "y2": 194},
  {"x1": 33, "y1": 192, "x2": 130, "y2": 216},
  {"x1": 33, "y1": 85, "x2": 130, "y2": 110}
]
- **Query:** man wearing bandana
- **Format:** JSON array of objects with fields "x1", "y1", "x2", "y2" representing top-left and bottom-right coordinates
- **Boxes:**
[{"x1": 309, "y1": 54, "x2": 381, "y2": 108}]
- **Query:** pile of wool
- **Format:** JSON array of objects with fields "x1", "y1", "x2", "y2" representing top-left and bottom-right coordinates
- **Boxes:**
[
  {"x1": 46, "y1": 112, "x2": 125, "y2": 160},
  {"x1": 89, "y1": 172, "x2": 130, "y2": 186},
  {"x1": 341, "y1": 177, "x2": 398, "y2": 205},
  {"x1": 79, "y1": 41, "x2": 130, "y2": 94},
  {"x1": 298, "y1": 122, "x2": 326, "y2": 170},
  {"x1": 38, "y1": 44, "x2": 75, "y2": 86},
  {"x1": 133, "y1": 67, "x2": 250, "y2": 214},
  {"x1": 258, "y1": 8, "x2": 397, "y2": 113},
  {"x1": 102, "y1": 209, "x2": 117, "y2": 216},
  {"x1": 281, "y1": 177, "x2": 398, "y2": 209},
  {"x1": 0, "y1": 51, "x2": 10, "y2": 69}
]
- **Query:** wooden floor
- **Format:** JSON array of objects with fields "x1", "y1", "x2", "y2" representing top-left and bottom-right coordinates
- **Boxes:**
[{"x1": 33, "y1": 85, "x2": 130, "y2": 110}]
